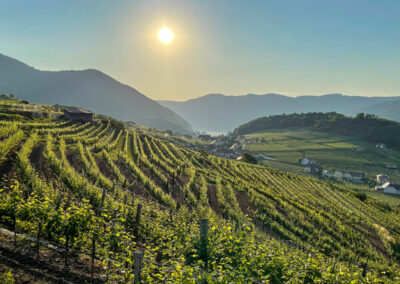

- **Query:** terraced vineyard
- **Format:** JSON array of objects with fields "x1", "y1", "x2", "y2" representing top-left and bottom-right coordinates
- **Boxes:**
[{"x1": 1, "y1": 102, "x2": 400, "y2": 283}]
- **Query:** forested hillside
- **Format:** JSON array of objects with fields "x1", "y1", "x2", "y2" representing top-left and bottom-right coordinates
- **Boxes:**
[
  {"x1": 0, "y1": 53, "x2": 193, "y2": 134},
  {"x1": 1, "y1": 101, "x2": 400, "y2": 283},
  {"x1": 234, "y1": 112, "x2": 400, "y2": 149}
]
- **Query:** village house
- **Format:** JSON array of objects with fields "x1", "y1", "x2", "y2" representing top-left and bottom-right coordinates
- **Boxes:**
[
  {"x1": 376, "y1": 174, "x2": 390, "y2": 184},
  {"x1": 210, "y1": 139, "x2": 222, "y2": 147},
  {"x1": 300, "y1": 158, "x2": 316, "y2": 166},
  {"x1": 229, "y1": 143, "x2": 241, "y2": 151},
  {"x1": 376, "y1": 143, "x2": 386, "y2": 150},
  {"x1": 322, "y1": 169, "x2": 333, "y2": 178},
  {"x1": 300, "y1": 158, "x2": 319, "y2": 173},
  {"x1": 334, "y1": 170, "x2": 365, "y2": 182},
  {"x1": 304, "y1": 164, "x2": 319, "y2": 174},
  {"x1": 375, "y1": 182, "x2": 400, "y2": 195},
  {"x1": 63, "y1": 107, "x2": 93, "y2": 123}
]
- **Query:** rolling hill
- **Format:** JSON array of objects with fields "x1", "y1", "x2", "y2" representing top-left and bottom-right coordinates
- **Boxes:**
[
  {"x1": 356, "y1": 98, "x2": 400, "y2": 122},
  {"x1": 0, "y1": 53, "x2": 193, "y2": 134},
  {"x1": 233, "y1": 112, "x2": 400, "y2": 149},
  {"x1": 0, "y1": 100, "x2": 400, "y2": 282},
  {"x1": 159, "y1": 93, "x2": 400, "y2": 133}
]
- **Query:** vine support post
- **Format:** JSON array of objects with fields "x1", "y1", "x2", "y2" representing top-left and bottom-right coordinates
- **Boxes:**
[
  {"x1": 91, "y1": 238, "x2": 96, "y2": 281},
  {"x1": 13, "y1": 212, "x2": 17, "y2": 248},
  {"x1": 135, "y1": 203, "x2": 142, "y2": 237},
  {"x1": 101, "y1": 187, "x2": 106, "y2": 207},
  {"x1": 36, "y1": 223, "x2": 42, "y2": 259},
  {"x1": 134, "y1": 251, "x2": 143, "y2": 283},
  {"x1": 64, "y1": 236, "x2": 69, "y2": 269},
  {"x1": 362, "y1": 262, "x2": 368, "y2": 277},
  {"x1": 199, "y1": 218, "x2": 208, "y2": 267}
]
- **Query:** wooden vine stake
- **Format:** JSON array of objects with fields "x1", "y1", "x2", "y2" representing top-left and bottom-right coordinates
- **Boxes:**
[
  {"x1": 13, "y1": 209, "x2": 17, "y2": 248},
  {"x1": 135, "y1": 203, "x2": 142, "y2": 238},
  {"x1": 101, "y1": 187, "x2": 106, "y2": 207},
  {"x1": 134, "y1": 251, "x2": 143, "y2": 283},
  {"x1": 199, "y1": 218, "x2": 208, "y2": 267},
  {"x1": 362, "y1": 261, "x2": 368, "y2": 277},
  {"x1": 91, "y1": 238, "x2": 96, "y2": 281}
]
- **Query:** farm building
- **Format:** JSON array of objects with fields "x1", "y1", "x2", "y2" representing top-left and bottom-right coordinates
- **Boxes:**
[
  {"x1": 304, "y1": 164, "x2": 319, "y2": 174},
  {"x1": 210, "y1": 139, "x2": 222, "y2": 147},
  {"x1": 322, "y1": 169, "x2": 333, "y2": 178},
  {"x1": 334, "y1": 170, "x2": 365, "y2": 182},
  {"x1": 300, "y1": 158, "x2": 316, "y2": 166},
  {"x1": 376, "y1": 143, "x2": 386, "y2": 149},
  {"x1": 229, "y1": 143, "x2": 241, "y2": 151},
  {"x1": 375, "y1": 182, "x2": 400, "y2": 195},
  {"x1": 63, "y1": 107, "x2": 93, "y2": 123},
  {"x1": 376, "y1": 174, "x2": 390, "y2": 184}
]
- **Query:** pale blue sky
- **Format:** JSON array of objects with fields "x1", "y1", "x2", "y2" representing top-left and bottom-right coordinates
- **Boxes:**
[{"x1": 1, "y1": 0, "x2": 400, "y2": 100}]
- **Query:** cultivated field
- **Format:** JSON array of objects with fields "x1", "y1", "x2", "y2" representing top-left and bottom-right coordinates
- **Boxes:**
[{"x1": 244, "y1": 129, "x2": 400, "y2": 182}]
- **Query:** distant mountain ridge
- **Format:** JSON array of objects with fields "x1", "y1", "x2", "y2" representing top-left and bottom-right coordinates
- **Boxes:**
[
  {"x1": 159, "y1": 93, "x2": 400, "y2": 133},
  {"x1": 0, "y1": 53, "x2": 193, "y2": 134}
]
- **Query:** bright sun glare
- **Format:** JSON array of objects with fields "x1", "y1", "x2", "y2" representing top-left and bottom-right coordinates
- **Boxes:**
[{"x1": 158, "y1": 27, "x2": 174, "y2": 44}]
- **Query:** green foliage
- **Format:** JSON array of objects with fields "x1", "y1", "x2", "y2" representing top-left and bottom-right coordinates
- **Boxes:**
[
  {"x1": 1, "y1": 104, "x2": 400, "y2": 282},
  {"x1": 0, "y1": 270, "x2": 14, "y2": 284},
  {"x1": 355, "y1": 192, "x2": 367, "y2": 202},
  {"x1": 242, "y1": 153, "x2": 258, "y2": 164}
]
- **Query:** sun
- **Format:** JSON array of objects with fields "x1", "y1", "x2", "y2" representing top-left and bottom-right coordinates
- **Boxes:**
[{"x1": 158, "y1": 27, "x2": 174, "y2": 44}]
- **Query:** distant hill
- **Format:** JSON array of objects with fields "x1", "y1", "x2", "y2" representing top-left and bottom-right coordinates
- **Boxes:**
[
  {"x1": 356, "y1": 99, "x2": 400, "y2": 122},
  {"x1": 159, "y1": 93, "x2": 399, "y2": 133},
  {"x1": 0, "y1": 53, "x2": 193, "y2": 134},
  {"x1": 234, "y1": 112, "x2": 400, "y2": 149}
]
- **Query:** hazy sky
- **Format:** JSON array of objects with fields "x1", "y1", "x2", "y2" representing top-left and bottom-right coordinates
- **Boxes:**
[{"x1": 1, "y1": 0, "x2": 400, "y2": 100}]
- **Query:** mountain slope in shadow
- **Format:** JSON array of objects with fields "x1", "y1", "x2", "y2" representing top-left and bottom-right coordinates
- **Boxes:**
[{"x1": 0, "y1": 53, "x2": 193, "y2": 134}]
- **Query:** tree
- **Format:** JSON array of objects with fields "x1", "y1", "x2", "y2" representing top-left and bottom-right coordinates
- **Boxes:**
[{"x1": 242, "y1": 153, "x2": 257, "y2": 164}]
